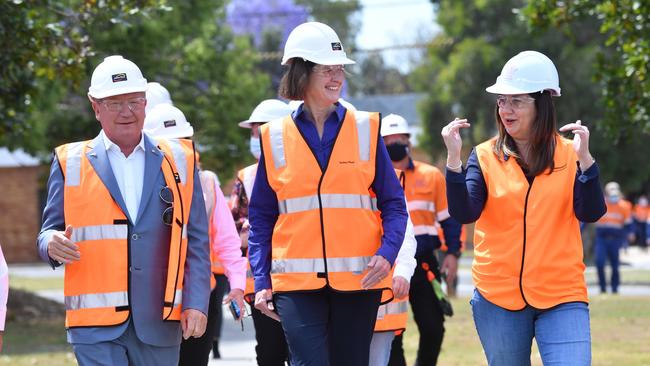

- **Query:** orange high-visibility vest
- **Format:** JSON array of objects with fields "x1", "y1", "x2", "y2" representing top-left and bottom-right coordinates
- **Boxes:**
[
  {"x1": 404, "y1": 161, "x2": 450, "y2": 237},
  {"x1": 597, "y1": 200, "x2": 632, "y2": 229},
  {"x1": 374, "y1": 288, "x2": 408, "y2": 334},
  {"x1": 473, "y1": 135, "x2": 587, "y2": 310},
  {"x1": 56, "y1": 138, "x2": 195, "y2": 328},
  {"x1": 260, "y1": 111, "x2": 392, "y2": 301},
  {"x1": 633, "y1": 204, "x2": 648, "y2": 222}
]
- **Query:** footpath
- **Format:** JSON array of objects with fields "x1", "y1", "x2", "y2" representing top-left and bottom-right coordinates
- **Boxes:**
[{"x1": 9, "y1": 246, "x2": 650, "y2": 365}]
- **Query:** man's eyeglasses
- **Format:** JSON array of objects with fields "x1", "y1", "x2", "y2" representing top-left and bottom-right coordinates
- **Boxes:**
[
  {"x1": 312, "y1": 65, "x2": 345, "y2": 78},
  {"x1": 160, "y1": 186, "x2": 173, "y2": 226},
  {"x1": 99, "y1": 97, "x2": 146, "y2": 112},
  {"x1": 496, "y1": 95, "x2": 535, "y2": 110}
]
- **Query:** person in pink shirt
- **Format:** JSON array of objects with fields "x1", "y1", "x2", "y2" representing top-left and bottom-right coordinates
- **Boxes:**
[
  {"x1": 0, "y1": 245, "x2": 8, "y2": 352},
  {"x1": 143, "y1": 102, "x2": 246, "y2": 365}
]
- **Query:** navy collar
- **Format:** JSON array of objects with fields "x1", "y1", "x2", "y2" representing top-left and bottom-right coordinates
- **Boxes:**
[{"x1": 292, "y1": 101, "x2": 347, "y2": 124}]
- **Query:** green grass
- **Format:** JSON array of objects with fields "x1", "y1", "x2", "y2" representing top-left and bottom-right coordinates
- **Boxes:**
[
  {"x1": 403, "y1": 296, "x2": 650, "y2": 365},
  {"x1": 8, "y1": 276, "x2": 64, "y2": 292},
  {"x1": 0, "y1": 318, "x2": 74, "y2": 366}
]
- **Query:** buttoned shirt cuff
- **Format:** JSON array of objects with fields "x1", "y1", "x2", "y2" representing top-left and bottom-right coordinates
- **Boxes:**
[
  {"x1": 577, "y1": 161, "x2": 600, "y2": 183},
  {"x1": 254, "y1": 276, "x2": 272, "y2": 293}
]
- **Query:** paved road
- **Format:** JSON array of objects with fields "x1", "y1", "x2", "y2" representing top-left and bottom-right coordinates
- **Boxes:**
[{"x1": 10, "y1": 246, "x2": 650, "y2": 365}]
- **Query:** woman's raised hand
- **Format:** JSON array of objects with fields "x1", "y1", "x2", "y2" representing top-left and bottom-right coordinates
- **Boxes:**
[{"x1": 441, "y1": 118, "x2": 470, "y2": 169}]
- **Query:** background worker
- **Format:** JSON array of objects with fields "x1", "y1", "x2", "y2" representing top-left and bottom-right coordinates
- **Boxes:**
[
  {"x1": 231, "y1": 99, "x2": 293, "y2": 365},
  {"x1": 594, "y1": 181, "x2": 634, "y2": 294},
  {"x1": 143, "y1": 103, "x2": 247, "y2": 365},
  {"x1": 442, "y1": 50, "x2": 606, "y2": 365},
  {"x1": 38, "y1": 55, "x2": 211, "y2": 365},
  {"x1": 381, "y1": 113, "x2": 461, "y2": 366},
  {"x1": 249, "y1": 22, "x2": 408, "y2": 365},
  {"x1": 145, "y1": 81, "x2": 173, "y2": 114}
]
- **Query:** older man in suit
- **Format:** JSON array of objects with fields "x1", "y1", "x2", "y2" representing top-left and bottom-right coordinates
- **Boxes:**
[{"x1": 37, "y1": 55, "x2": 211, "y2": 365}]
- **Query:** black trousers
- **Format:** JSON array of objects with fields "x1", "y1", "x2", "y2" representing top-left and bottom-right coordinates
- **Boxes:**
[
  {"x1": 250, "y1": 302, "x2": 291, "y2": 365},
  {"x1": 389, "y1": 252, "x2": 445, "y2": 366},
  {"x1": 178, "y1": 273, "x2": 228, "y2": 366},
  {"x1": 275, "y1": 287, "x2": 381, "y2": 366}
]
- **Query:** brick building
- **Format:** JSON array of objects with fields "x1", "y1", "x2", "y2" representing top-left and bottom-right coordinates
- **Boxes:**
[{"x1": 0, "y1": 147, "x2": 44, "y2": 263}]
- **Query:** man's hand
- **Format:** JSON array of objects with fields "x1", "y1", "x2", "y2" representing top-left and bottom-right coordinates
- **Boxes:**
[
  {"x1": 254, "y1": 289, "x2": 280, "y2": 321},
  {"x1": 47, "y1": 225, "x2": 80, "y2": 264},
  {"x1": 180, "y1": 309, "x2": 208, "y2": 339},
  {"x1": 223, "y1": 288, "x2": 246, "y2": 320},
  {"x1": 392, "y1": 276, "x2": 410, "y2": 299},
  {"x1": 361, "y1": 255, "x2": 391, "y2": 289},
  {"x1": 441, "y1": 254, "x2": 459, "y2": 283}
]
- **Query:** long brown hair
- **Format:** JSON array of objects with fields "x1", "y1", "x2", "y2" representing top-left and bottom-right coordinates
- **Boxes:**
[{"x1": 493, "y1": 91, "x2": 557, "y2": 176}]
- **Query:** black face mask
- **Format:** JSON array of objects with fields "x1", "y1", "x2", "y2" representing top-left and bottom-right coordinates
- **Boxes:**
[{"x1": 386, "y1": 143, "x2": 409, "y2": 162}]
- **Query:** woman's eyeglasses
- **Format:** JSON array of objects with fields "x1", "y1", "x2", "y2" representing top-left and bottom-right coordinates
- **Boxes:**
[
  {"x1": 160, "y1": 186, "x2": 173, "y2": 226},
  {"x1": 496, "y1": 95, "x2": 535, "y2": 110},
  {"x1": 312, "y1": 65, "x2": 345, "y2": 78}
]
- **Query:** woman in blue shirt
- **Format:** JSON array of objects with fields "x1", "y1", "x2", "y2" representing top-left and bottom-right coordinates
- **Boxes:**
[{"x1": 248, "y1": 22, "x2": 407, "y2": 365}]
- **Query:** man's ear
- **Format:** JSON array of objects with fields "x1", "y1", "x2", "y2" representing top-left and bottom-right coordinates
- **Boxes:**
[{"x1": 88, "y1": 96, "x2": 101, "y2": 120}]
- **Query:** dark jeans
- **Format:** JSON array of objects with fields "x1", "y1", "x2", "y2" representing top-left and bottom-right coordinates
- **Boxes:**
[
  {"x1": 178, "y1": 273, "x2": 228, "y2": 366},
  {"x1": 250, "y1": 302, "x2": 291, "y2": 365},
  {"x1": 275, "y1": 287, "x2": 381, "y2": 366},
  {"x1": 389, "y1": 252, "x2": 445, "y2": 366},
  {"x1": 595, "y1": 237, "x2": 622, "y2": 293}
]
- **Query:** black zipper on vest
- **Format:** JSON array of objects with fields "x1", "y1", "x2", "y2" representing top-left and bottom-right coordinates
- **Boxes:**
[{"x1": 519, "y1": 181, "x2": 534, "y2": 307}]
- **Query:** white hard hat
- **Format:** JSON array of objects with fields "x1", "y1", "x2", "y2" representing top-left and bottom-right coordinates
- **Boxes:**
[
  {"x1": 381, "y1": 114, "x2": 410, "y2": 136},
  {"x1": 88, "y1": 55, "x2": 148, "y2": 99},
  {"x1": 486, "y1": 51, "x2": 561, "y2": 96},
  {"x1": 281, "y1": 22, "x2": 355, "y2": 66},
  {"x1": 145, "y1": 82, "x2": 173, "y2": 114},
  {"x1": 604, "y1": 181, "x2": 622, "y2": 197},
  {"x1": 239, "y1": 99, "x2": 293, "y2": 128},
  {"x1": 143, "y1": 104, "x2": 194, "y2": 139}
]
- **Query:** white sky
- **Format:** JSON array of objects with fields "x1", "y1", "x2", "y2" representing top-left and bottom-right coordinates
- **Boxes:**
[{"x1": 356, "y1": 0, "x2": 439, "y2": 70}]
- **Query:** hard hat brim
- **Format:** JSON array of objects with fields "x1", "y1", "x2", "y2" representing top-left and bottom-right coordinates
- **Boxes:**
[
  {"x1": 88, "y1": 85, "x2": 148, "y2": 99},
  {"x1": 282, "y1": 56, "x2": 356, "y2": 66},
  {"x1": 238, "y1": 120, "x2": 269, "y2": 129},
  {"x1": 486, "y1": 82, "x2": 561, "y2": 96}
]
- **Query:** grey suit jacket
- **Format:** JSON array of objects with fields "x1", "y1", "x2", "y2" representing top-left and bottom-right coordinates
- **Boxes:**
[{"x1": 37, "y1": 132, "x2": 211, "y2": 347}]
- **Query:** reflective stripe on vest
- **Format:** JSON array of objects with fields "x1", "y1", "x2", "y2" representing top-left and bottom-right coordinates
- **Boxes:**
[
  {"x1": 413, "y1": 225, "x2": 438, "y2": 236},
  {"x1": 407, "y1": 200, "x2": 435, "y2": 212},
  {"x1": 167, "y1": 139, "x2": 188, "y2": 184},
  {"x1": 376, "y1": 300, "x2": 408, "y2": 318},
  {"x1": 278, "y1": 194, "x2": 378, "y2": 214},
  {"x1": 63, "y1": 141, "x2": 85, "y2": 187},
  {"x1": 71, "y1": 225, "x2": 128, "y2": 242},
  {"x1": 271, "y1": 256, "x2": 371, "y2": 274},
  {"x1": 65, "y1": 291, "x2": 128, "y2": 310}
]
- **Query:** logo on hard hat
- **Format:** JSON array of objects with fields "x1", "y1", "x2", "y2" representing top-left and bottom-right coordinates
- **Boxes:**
[
  {"x1": 163, "y1": 119, "x2": 177, "y2": 128},
  {"x1": 111, "y1": 73, "x2": 128, "y2": 82},
  {"x1": 331, "y1": 42, "x2": 342, "y2": 51},
  {"x1": 390, "y1": 123, "x2": 398, "y2": 127}
]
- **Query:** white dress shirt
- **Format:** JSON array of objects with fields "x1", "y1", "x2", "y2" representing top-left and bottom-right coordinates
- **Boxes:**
[
  {"x1": 393, "y1": 215, "x2": 417, "y2": 282},
  {"x1": 101, "y1": 131, "x2": 145, "y2": 222}
]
